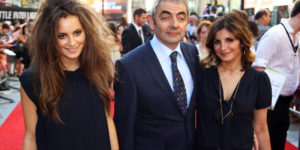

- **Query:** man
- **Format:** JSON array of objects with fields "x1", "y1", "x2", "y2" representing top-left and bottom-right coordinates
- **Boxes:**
[
  {"x1": 121, "y1": 8, "x2": 148, "y2": 55},
  {"x1": 186, "y1": 15, "x2": 197, "y2": 43},
  {"x1": 253, "y1": 1, "x2": 300, "y2": 149},
  {"x1": 114, "y1": 0, "x2": 199, "y2": 150},
  {"x1": 210, "y1": 5, "x2": 217, "y2": 17},
  {"x1": 254, "y1": 9, "x2": 271, "y2": 41},
  {"x1": 1, "y1": 23, "x2": 10, "y2": 38}
]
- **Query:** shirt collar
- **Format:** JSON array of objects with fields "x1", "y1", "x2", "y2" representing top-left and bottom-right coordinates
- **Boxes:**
[
  {"x1": 150, "y1": 34, "x2": 183, "y2": 58},
  {"x1": 282, "y1": 19, "x2": 299, "y2": 46},
  {"x1": 282, "y1": 19, "x2": 294, "y2": 34},
  {"x1": 132, "y1": 21, "x2": 142, "y2": 32}
]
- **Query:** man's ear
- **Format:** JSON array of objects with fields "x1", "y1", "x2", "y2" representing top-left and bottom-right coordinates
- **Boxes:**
[
  {"x1": 148, "y1": 15, "x2": 155, "y2": 31},
  {"x1": 296, "y1": 13, "x2": 300, "y2": 19},
  {"x1": 134, "y1": 15, "x2": 138, "y2": 21}
]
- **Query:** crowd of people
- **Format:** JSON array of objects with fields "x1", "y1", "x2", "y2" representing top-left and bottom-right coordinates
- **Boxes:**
[
  {"x1": 17, "y1": 0, "x2": 300, "y2": 150},
  {"x1": 0, "y1": 18, "x2": 32, "y2": 93},
  {"x1": 0, "y1": 19, "x2": 31, "y2": 77}
]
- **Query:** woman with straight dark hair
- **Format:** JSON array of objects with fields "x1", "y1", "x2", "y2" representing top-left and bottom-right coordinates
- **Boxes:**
[
  {"x1": 19, "y1": 0, "x2": 118, "y2": 149},
  {"x1": 194, "y1": 12, "x2": 271, "y2": 150},
  {"x1": 117, "y1": 16, "x2": 128, "y2": 36}
]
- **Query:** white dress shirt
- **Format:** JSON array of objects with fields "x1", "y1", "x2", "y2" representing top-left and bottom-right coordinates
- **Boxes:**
[
  {"x1": 186, "y1": 23, "x2": 197, "y2": 37},
  {"x1": 253, "y1": 19, "x2": 300, "y2": 96},
  {"x1": 150, "y1": 35, "x2": 194, "y2": 106},
  {"x1": 132, "y1": 22, "x2": 144, "y2": 43}
]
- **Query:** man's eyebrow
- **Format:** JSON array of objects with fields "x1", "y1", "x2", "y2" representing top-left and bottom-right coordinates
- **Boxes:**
[
  {"x1": 158, "y1": 10, "x2": 187, "y2": 17},
  {"x1": 159, "y1": 10, "x2": 171, "y2": 16},
  {"x1": 177, "y1": 11, "x2": 186, "y2": 16}
]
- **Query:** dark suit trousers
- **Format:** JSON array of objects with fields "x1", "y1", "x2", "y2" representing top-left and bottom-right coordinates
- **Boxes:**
[{"x1": 267, "y1": 95, "x2": 293, "y2": 150}]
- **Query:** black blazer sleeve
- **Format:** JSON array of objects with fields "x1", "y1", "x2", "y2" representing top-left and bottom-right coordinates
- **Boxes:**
[
  {"x1": 121, "y1": 28, "x2": 134, "y2": 54},
  {"x1": 113, "y1": 59, "x2": 137, "y2": 150},
  {"x1": 121, "y1": 24, "x2": 143, "y2": 55}
]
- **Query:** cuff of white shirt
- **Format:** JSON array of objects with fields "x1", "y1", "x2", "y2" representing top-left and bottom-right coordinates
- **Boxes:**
[{"x1": 252, "y1": 58, "x2": 267, "y2": 68}]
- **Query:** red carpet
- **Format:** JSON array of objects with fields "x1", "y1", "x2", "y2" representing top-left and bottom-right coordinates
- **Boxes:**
[
  {"x1": 110, "y1": 101, "x2": 115, "y2": 116},
  {"x1": 0, "y1": 101, "x2": 298, "y2": 150},
  {"x1": 285, "y1": 141, "x2": 298, "y2": 150},
  {"x1": 0, "y1": 102, "x2": 24, "y2": 150}
]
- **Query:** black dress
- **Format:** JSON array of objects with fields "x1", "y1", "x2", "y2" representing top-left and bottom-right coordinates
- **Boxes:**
[
  {"x1": 194, "y1": 67, "x2": 271, "y2": 150},
  {"x1": 19, "y1": 68, "x2": 111, "y2": 150}
]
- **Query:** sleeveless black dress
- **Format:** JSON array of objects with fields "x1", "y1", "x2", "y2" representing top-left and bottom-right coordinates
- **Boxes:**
[{"x1": 19, "y1": 68, "x2": 111, "y2": 150}]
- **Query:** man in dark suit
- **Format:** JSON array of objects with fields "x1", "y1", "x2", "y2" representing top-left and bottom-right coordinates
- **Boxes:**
[
  {"x1": 121, "y1": 8, "x2": 148, "y2": 55},
  {"x1": 114, "y1": 0, "x2": 199, "y2": 150}
]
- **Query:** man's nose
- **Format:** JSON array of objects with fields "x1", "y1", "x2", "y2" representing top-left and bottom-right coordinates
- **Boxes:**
[{"x1": 170, "y1": 18, "x2": 178, "y2": 27}]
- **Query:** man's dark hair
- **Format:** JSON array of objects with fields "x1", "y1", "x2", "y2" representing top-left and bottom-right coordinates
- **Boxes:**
[
  {"x1": 254, "y1": 10, "x2": 267, "y2": 20},
  {"x1": 151, "y1": 0, "x2": 188, "y2": 24},
  {"x1": 248, "y1": 21, "x2": 258, "y2": 37},
  {"x1": 211, "y1": 5, "x2": 217, "y2": 13},
  {"x1": 291, "y1": 1, "x2": 300, "y2": 17},
  {"x1": 133, "y1": 8, "x2": 147, "y2": 19},
  {"x1": 2, "y1": 23, "x2": 9, "y2": 30},
  {"x1": 190, "y1": 11, "x2": 198, "y2": 16}
]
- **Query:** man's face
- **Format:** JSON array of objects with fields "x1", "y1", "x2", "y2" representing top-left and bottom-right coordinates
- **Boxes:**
[
  {"x1": 135, "y1": 13, "x2": 147, "y2": 26},
  {"x1": 189, "y1": 15, "x2": 196, "y2": 25},
  {"x1": 3, "y1": 28, "x2": 9, "y2": 34},
  {"x1": 263, "y1": 11, "x2": 271, "y2": 26},
  {"x1": 153, "y1": 1, "x2": 188, "y2": 50}
]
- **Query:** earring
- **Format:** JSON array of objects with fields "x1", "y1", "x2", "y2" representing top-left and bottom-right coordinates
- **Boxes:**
[{"x1": 241, "y1": 48, "x2": 245, "y2": 55}]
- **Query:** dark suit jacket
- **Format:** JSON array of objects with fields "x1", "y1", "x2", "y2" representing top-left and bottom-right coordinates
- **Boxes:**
[
  {"x1": 114, "y1": 39, "x2": 199, "y2": 150},
  {"x1": 121, "y1": 23, "x2": 150, "y2": 55}
]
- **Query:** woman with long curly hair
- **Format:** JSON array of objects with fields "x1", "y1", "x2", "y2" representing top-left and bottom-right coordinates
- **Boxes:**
[{"x1": 19, "y1": 0, "x2": 118, "y2": 149}]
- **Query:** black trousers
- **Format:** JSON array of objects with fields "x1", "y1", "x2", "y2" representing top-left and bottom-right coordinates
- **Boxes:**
[{"x1": 267, "y1": 95, "x2": 293, "y2": 150}]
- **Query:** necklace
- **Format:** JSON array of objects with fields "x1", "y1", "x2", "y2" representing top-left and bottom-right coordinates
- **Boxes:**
[{"x1": 218, "y1": 71, "x2": 242, "y2": 125}]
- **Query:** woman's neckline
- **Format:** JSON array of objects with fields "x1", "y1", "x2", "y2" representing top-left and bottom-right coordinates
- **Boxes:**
[{"x1": 64, "y1": 67, "x2": 80, "y2": 72}]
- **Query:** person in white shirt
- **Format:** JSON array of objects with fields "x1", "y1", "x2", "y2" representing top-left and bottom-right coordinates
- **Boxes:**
[
  {"x1": 253, "y1": 1, "x2": 300, "y2": 149},
  {"x1": 254, "y1": 9, "x2": 271, "y2": 41},
  {"x1": 186, "y1": 15, "x2": 197, "y2": 43}
]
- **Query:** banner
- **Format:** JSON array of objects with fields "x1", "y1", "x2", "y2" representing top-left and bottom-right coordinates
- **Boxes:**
[{"x1": 0, "y1": 6, "x2": 37, "y2": 21}]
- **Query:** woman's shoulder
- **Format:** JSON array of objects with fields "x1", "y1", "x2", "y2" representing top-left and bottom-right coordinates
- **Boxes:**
[
  {"x1": 245, "y1": 67, "x2": 270, "y2": 84},
  {"x1": 19, "y1": 67, "x2": 39, "y2": 105},
  {"x1": 19, "y1": 67, "x2": 35, "y2": 83},
  {"x1": 247, "y1": 68, "x2": 272, "y2": 109},
  {"x1": 247, "y1": 67, "x2": 268, "y2": 78}
]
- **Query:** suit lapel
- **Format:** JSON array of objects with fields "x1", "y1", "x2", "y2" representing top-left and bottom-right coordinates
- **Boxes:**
[
  {"x1": 180, "y1": 43, "x2": 197, "y2": 116},
  {"x1": 141, "y1": 41, "x2": 185, "y2": 115},
  {"x1": 180, "y1": 43, "x2": 196, "y2": 81}
]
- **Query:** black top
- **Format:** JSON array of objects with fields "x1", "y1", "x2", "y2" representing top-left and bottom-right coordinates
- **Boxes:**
[
  {"x1": 195, "y1": 67, "x2": 271, "y2": 150},
  {"x1": 19, "y1": 68, "x2": 111, "y2": 150}
]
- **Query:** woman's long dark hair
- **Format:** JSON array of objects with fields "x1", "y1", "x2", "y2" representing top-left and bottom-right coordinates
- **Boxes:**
[{"x1": 30, "y1": 0, "x2": 113, "y2": 123}]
